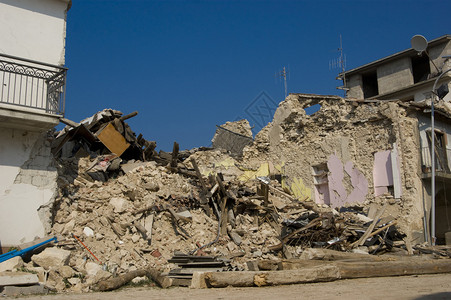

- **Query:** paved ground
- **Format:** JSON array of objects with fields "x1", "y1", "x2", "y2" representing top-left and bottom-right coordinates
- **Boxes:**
[{"x1": 12, "y1": 273, "x2": 451, "y2": 300}]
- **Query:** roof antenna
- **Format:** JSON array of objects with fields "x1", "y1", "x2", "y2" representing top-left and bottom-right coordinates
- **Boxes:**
[
  {"x1": 276, "y1": 66, "x2": 289, "y2": 99},
  {"x1": 332, "y1": 35, "x2": 348, "y2": 97}
]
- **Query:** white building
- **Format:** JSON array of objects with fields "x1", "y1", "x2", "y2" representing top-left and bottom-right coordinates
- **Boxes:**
[{"x1": 0, "y1": 0, "x2": 71, "y2": 251}]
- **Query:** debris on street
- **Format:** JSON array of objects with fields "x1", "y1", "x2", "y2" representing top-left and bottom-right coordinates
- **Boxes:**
[{"x1": 2, "y1": 99, "x2": 451, "y2": 294}]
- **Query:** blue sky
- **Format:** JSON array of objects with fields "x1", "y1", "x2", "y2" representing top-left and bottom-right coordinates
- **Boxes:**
[{"x1": 64, "y1": 0, "x2": 450, "y2": 151}]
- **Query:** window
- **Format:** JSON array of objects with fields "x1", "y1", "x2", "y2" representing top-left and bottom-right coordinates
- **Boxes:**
[
  {"x1": 362, "y1": 72, "x2": 379, "y2": 98},
  {"x1": 312, "y1": 163, "x2": 330, "y2": 205},
  {"x1": 411, "y1": 55, "x2": 430, "y2": 83},
  {"x1": 426, "y1": 130, "x2": 449, "y2": 172}
]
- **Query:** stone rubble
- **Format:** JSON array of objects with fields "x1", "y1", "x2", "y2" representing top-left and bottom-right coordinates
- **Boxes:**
[{"x1": 2, "y1": 96, "x2": 445, "y2": 293}]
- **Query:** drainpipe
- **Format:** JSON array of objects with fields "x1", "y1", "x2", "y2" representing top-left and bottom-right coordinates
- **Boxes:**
[{"x1": 431, "y1": 67, "x2": 451, "y2": 245}]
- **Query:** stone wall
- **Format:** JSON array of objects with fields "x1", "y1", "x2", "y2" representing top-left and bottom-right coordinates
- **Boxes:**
[{"x1": 243, "y1": 94, "x2": 425, "y2": 239}]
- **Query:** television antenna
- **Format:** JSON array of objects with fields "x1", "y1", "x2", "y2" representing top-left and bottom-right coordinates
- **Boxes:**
[
  {"x1": 331, "y1": 35, "x2": 347, "y2": 96},
  {"x1": 276, "y1": 66, "x2": 289, "y2": 99}
]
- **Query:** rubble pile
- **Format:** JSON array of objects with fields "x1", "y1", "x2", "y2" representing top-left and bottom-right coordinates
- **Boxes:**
[
  {"x1": 0, "y1": 102, "x2": 446, "y2": 294},
  {"x1": 27, "y1": 151, "x2": 406, "y2": 291}
]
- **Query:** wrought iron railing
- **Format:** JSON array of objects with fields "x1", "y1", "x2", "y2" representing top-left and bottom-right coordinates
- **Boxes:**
[
  {"x1": 421, "y1": 146, "x2": 451, "y2": 173},
  {"x1": 0, "y1": 53, "x2": 67, "y2": 116}
]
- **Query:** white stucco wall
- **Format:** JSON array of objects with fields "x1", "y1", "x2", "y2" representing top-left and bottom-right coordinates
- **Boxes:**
[
  {"x1": 0, "y1": 128, "x2": 57, "y2": 247},
  {"x1": 0, "y1": 0, "x2": 70, "y2": 65}
]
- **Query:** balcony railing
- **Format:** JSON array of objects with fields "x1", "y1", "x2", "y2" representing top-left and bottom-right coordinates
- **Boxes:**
[
  {"x1": 421, "y1": 146, "x2": 451, "y2": 173},
  {"x1": 0, "y1": 53, "x2": 67, "y2": 116}
]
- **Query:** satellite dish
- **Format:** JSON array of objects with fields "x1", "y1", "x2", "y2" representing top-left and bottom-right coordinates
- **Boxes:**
[{"x1": 411, "y1": 35, "x2": 428, "y2": 52}]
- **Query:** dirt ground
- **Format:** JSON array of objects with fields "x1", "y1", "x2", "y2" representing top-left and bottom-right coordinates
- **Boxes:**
[{"x1": 16, "y1": 273, "x2": 451, "y2": 300}]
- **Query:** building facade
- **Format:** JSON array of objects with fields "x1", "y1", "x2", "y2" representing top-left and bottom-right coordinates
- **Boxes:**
[
  {"x1": 338, "y1": 35, "x2": 451, "y2": 244},
  {"x1": 0, "y1": 0, "x2": 71, "y2": 250}
]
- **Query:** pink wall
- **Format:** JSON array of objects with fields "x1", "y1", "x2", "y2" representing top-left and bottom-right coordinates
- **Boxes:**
[
  {"x1": 326, "y1": 154, "x2": 368, "y2": 208},
  {"x1": 373, "y1": 150, "x2": 393, "y2": 196}
]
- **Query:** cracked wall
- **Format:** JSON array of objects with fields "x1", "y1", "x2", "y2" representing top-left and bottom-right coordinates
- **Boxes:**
[
  {"x1": 0, "y1": 128, "x2": 58, "y2": 247},
  {"x1": 243, "y1": 94, "x2": 424, "y2": 238}
]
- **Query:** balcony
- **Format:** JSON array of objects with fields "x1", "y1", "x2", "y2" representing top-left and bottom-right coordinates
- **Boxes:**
[
  {"x1": 0, "y1": 53, "x2": 67, "y2": 131},
  {"x1": 421, "y1": 146, "x2": 451, "y2": 179}
]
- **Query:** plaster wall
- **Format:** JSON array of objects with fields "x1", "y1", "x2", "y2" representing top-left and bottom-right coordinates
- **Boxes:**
[
  {"x1": 243, "y1": 94, "x2": 425, "y2": 237},
  {"x1": 0, "y1": 127, "x2": 57, "y2": 247},
  {"x1": 377, "y1": 57, "x2": 413, "y2": 95},
  {"x1": 0, "y1": 0, "x2": 69, "y2": 65}
]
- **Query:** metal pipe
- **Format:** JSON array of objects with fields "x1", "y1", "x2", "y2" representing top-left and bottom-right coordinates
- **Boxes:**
[{"x1": 431, "y1": 67, "x2": 451, "y2": 245}]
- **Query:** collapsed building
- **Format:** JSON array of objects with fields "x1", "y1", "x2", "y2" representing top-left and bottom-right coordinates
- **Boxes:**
[
  {"x1": 1, "y1": 6, "x2": 451, "y2": 292},
  {"x1": 3, "y1": 92, "x2": 451, "y2": 293},
  {"x1": 243, "y1": 94, "x2": 427, "y2": 243}
]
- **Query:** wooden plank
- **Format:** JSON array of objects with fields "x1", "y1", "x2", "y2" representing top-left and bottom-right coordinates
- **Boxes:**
[
  {"x1": 220, "y1": 197, "x2": 228, "y2": 235},
  {"x1": 60, "y1": 117, "x2": 80, "y2": 128},
  {"x1": 338, "y1": 259, "x2": 451, "y2": 279},
  {"x1": 190, "y1": 158, "x2": 208, "y2": 193},
  {"x1": 95, "y1": 122, "x2": 130, "y2": 156},
  {"x1": 352, "y1": 204, "x2": 387, "y2": 248},
  {"x1": 171, "y1": 142, "x2": 179, "y2": 169},
  {"x1": 203, "y1": 265, "x2": 340, "y2": 288},
  {"x1": 94, "y1": 269, "x2": 147, "y2": 291},
  {"x1": 298, "y1": 248, "x2": 399, "y2": 262},
  {"x1": 147, "y1": 268, "x2": 173, "y2": 288},
  {"x1": 261, "y1": 182, "x2": 269, "y2": 207},
  {"x1": 119, "y1": 111, "x2": 138, "y2": 121},
  {"x1": 268, "y1": 217, "x2": 322, "y2": 251},
  {"x1": 190, "y1": 158, "x2": 212, "y2": 216}
]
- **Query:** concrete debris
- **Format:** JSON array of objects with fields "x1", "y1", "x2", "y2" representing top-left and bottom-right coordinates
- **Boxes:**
[
  {"x1": 0, "y1": 271, "x2": 39, "y2": 286},
  {"x1": 31, "y1": 247, "x2": 71, "y2": 270},
  {"x1": 4, "y1": 98, "x2": 451, "y2": 294},
  {"x1": 0, "y1": 284, "x2": 48, "y2": 297},
  {"x1": 0, "y1": 256, "x2": 23, "y2": 273}
]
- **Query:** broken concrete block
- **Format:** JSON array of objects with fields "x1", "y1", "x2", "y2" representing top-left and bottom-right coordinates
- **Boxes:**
[
  {"x1": 131, "y1": 234, "x2": 140, "y2": 243},
  {"x1": 131, "y1": 276, "x2": 147, "y2": 284},
  {"x1": 86, "y1": 269, "x2": 112, "y2": 285},
  {"x1": 67, "y1": 277, "x2": 81, "y2": 286},
  {"x1": 176, "y1": 210, "x2": 192, "y2": 220},
  {"x1": 252, "y1": 250, "x2": 263, "y2": 258},
  {"x1": 83, "y1": 226, "x2": 94, "y2": 237},
  {"x1": 31, "y1": 247, "x2": 71, "y2": 270},
  {"x1": 62, "y1": 219, "x2": 75, "y2": 235},
  {"x1": 121, "y1": 161, "x2": 147, "y2": 174},
  {"x1": 0, "y1": 256, "x2": 24, "y2": 272},
  {"x1": 109, "y1": 197, "x2": 130, "y2": 213},
  {"x1": 0, "y1": 272, "x2": 39, "y2": 286},
  {"x1": 143, "y1": 182, "x2": 160, "y2": 192},
  {"x1": 0, "y1": 284, "x2": 47, "y2": 296},
  {"x1": 27, "y1": 267, "x2": 46, "y2": 283},
  {"x1": 229, "y1": 231, "x2": 242, "y2": 246},
  {"x1": 85, "y1": 262, "x2": 102, "y2": 277},
  {"x1": 58, "y1": 266, "x2": 75, "y2": 278}
]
